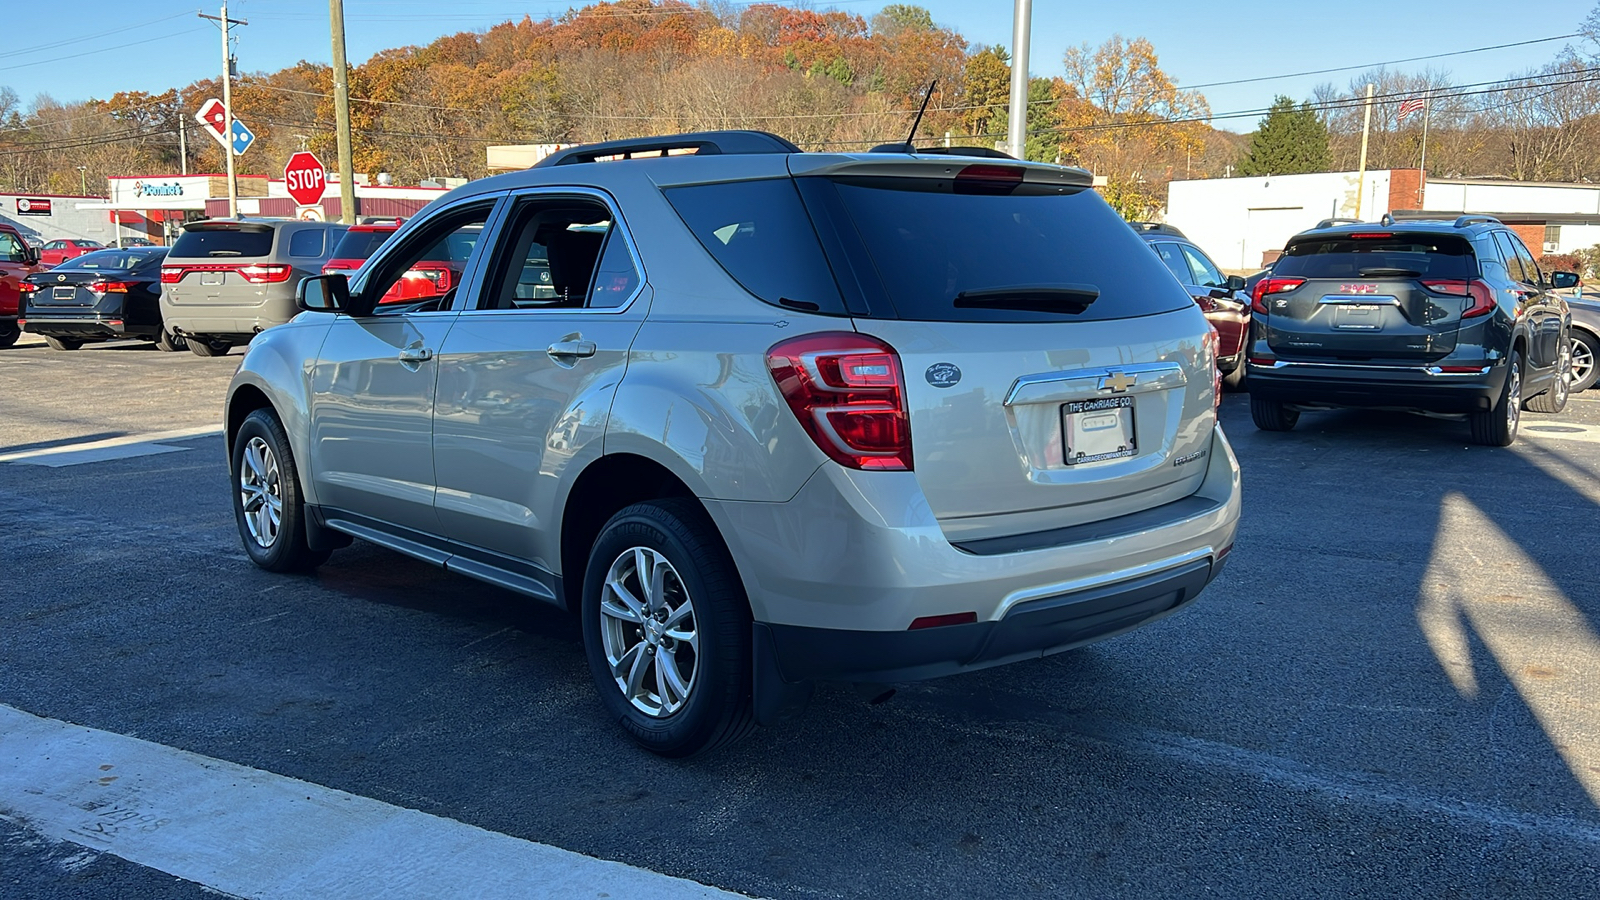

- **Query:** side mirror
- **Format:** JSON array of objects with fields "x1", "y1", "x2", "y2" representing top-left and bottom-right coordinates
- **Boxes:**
[
  {"x1": 1224, "y1": 274, "x2": 1247, "y2": 291},
  {"x1": 1550, "y1": 271, "x2": 1580, "y2": 290},
  {"x1": 21, "y1": 247, "x2": 39, "y2": 266},
  {"x1": 297, "y1": 273, "x2": 353, "y2": 313}
]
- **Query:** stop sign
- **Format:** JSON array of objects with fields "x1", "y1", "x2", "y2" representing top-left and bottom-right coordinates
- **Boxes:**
[{"x1": 284, "y1": 151, "x2": 327, "y2": 206}]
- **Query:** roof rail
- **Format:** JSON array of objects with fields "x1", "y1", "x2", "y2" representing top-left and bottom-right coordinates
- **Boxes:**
[
  {"x1": 1453, "y1": 214, "x2": 1501, "y2": 228},
  {"x1": 534, "y1": 130, "x2": 802, "y2": 167},
  {"x1": 1315, "y1": 217, "x2": 1362, "y2": 229},
  {"x1": 1127, "y1": 221, "x2": 1186, "y2": 238}
]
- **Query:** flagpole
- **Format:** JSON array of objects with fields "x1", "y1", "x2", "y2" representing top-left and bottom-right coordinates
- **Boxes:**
[{"x1": 1417, "y1": 91, "x2": 1430, "y2": 207}]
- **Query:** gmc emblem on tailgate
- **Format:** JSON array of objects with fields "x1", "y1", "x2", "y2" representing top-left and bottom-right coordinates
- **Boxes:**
[{"x1": 1339, "y1": 283, "x2": 1379, "y2": 293}]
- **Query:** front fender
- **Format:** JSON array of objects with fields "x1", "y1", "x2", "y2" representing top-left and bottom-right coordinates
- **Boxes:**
[{"x1": 225, "y1": 318, "x2": 333, "y2": 505}]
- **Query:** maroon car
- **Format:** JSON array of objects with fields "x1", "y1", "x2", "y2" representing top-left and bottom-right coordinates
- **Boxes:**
[{"x1": 1132, "y1": 223, "x2": 1251, "y2": 389}]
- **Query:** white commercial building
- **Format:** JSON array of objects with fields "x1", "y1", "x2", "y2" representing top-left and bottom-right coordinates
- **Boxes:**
[{"x1": 1165, "y1": 169, "x2": 1600, "y2": 271}]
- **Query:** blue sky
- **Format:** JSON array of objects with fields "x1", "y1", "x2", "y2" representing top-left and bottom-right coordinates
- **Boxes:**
[{"x1": 4, "y1": 0, "x2": 1595, "y2": 132}]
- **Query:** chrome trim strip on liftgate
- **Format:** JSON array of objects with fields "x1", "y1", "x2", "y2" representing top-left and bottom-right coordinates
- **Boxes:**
[{"x1": 1004, "y1": 362, "x2": 1187, "y2": 407}]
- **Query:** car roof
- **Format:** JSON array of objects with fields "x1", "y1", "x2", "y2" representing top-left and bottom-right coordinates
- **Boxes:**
[{"x1": 1297, "y1": 215, "x2": 1504, "y2": 239}]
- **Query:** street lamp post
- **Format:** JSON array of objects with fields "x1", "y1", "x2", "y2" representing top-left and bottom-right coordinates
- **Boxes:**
[
  {"x1": 1006, "y1": 0, "x2": 1033, "y2": 160},
  {"x1": 75, "y1": 166, "x2": 87, "y2": 195}
]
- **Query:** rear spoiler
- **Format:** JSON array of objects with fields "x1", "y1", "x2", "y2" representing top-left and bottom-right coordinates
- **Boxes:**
[{"x1": 787, "y1": 154, "x2": 1093, "y2": 193}]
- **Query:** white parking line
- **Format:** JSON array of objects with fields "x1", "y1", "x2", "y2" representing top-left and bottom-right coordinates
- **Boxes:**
[
  {"x1": 0, "y1": 705, "x2": 747, "y2": 900},
  {"x1": 1521, "y1": 422, "x2": 1600, "y2": 444},
  {"x1": 0, "y1": 426, "x2": 222, "y2": 467}
]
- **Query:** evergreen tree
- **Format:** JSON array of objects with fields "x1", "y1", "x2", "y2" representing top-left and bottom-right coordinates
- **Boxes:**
[{"x1": 1238, "y1": 96, "x2": 1331, "y2": 176}]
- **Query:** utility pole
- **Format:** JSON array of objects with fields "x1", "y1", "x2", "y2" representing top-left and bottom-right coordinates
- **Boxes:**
[
  {"x1": 177, "y1": 95, "x2": 188, "y2": 176},
  {"x1": 1417, "y1": 90, "x2": 1431, "y2": 207},
  {"x1": 1354, "y1": 83, "x2": 1374, "y2": 220},
  {"x1": 1006, "y1": 0, "x2": 1032, "y2": 160},
  {"x1": 330, "y1": 0, "x2": 356, "y2": 224},
  {"x1": 200, "y1": 3, "x2": 247, "y2": 218}
]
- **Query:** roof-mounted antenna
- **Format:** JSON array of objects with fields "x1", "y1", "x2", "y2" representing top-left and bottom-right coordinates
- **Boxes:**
[{"x1": 870, "y1": 79, "x2": 937, "y2": 154}]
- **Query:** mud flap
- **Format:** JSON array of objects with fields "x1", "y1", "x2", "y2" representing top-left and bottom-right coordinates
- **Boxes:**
[{"x1": 752, "y1": 622, "x2": 814, "y2": 726}]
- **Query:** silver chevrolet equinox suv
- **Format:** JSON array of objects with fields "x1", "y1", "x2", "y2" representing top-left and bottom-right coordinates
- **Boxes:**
[
  {"x1": 161, "y1": 218, "x2": 348, "y2": 356},
  {"x1": 223, "y1": 131, "x2": 1242, "y2": 756}
]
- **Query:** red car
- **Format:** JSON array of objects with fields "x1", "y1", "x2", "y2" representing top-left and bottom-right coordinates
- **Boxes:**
[
  {"x1": 323, "y1": 220, "x2": 476, "y2": 305},
  {"x1": 39, "y1": 238, "x2": 105, "y2": 268},
  {"x1": 0, "y1": 223, "x2": 46, "y2": 348}
]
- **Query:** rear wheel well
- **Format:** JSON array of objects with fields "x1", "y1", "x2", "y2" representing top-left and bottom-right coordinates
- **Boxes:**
[{"x1": 560, "y1": 454, "x2": 699, "y2": 612}]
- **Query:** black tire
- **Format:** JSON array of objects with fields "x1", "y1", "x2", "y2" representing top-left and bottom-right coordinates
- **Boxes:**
[
  {"x1": 1569, "y1": 329, "x2": 1599, "y2": 393},
  {"x1": 187, "y1": 337, "x2": 231, "y2": 357},
  {"x1": 1222, "y1": 361, "x2": 1247, "y2": 392},
  {"x1": 231, "y1": 408, "x2": 332, "y2": 573},
  {"x1": 1250, "y1": 394, "x2": 1299, "y2": 431},
  {"x1": 44, "y1": 336, "x2": 83, "y2": 351},
  {"x1": 1470, "y1": 350, "x2": 1523, "y2": 447},
  {"x1": 581, "y1": 498, "x2": 755, "y2": 757},
  {"x1": 1525, "y1": 336, "x2": 1570, "y2": 415},
  {"x1": 155, "y1": 329, "x2": 187, "y2": 352},
  {"x1": 0, "y1": 325, "x2": 18, "y2": 349}
]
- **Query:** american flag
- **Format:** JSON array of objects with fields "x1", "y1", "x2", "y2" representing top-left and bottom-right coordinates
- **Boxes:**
[{"x1": 1397, "y1": 96, "x2": 1427, "y2": 122}]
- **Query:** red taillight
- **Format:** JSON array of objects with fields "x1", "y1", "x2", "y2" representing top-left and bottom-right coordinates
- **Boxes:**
[
  {"x1": 88, "y1": 281, "x2": 133, "y2": 294},
  {"x1": 767, "y1": 332, "x2": 913, "y2": 471},
  {"x1": 909, "y1": 612, "x2": 978, "y2": 630},
  {"x1": 322, "y1": 259, "x2": 366, "y2": 274},
  {"x1": 1251, "y1": 276, "x2": 1304, "y2": 314},
  {"x1": 236, "y1": 264, "x2": 292, "y2": 284},
  {"x1": 1205, "y1": 326, "x2": 1222, "y2": 409},
  {"x1": 955, "y1": 164, "x2": 1025, "y2": 195},
  {"x1": 19, "y1": 282, "x2": 40, "y2": 293},
  {"x1": 1422, "y1": 279, "x2": 1495, "y2": 318},
  {"x1": 161, "y1": 266, "x2": 182, "y2": 284}
]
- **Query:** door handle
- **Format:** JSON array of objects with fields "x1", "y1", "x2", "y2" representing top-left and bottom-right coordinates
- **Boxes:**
[
  {"x1": 547, "y1": 340, "x2": 597, "y2": 360},
  {"x1": 397, "y1": 345, "x2": 433, "y2": 362}
]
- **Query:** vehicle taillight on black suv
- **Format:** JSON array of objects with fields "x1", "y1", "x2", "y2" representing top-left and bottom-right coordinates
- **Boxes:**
[
  {"x1": 1421, "y1": 279, "x2": 1496, "y2": 318},
  {"x1": 1251, "y1": 276, "x2": 1304, "y2": 314},
  {"x1": 766, "y1": 332, "x2": 913, "y2": 471}
]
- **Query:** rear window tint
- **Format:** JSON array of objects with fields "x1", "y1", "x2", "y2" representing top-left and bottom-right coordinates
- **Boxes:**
[
  {"x1": 820, "y1": 180, "x2": 1194, "y2": 322},
  {"x1": 662, "y1": 179, "x2": 846, "y2": 314},
  {"x1": 1275, "y1": 234, "x2": 1476, "y2": 280},
  {"x1": 288, "y1": 229, "x2": 327, "y2": 258},
  {"x1": 64, "y1": 250, "x2": 164, "y2": 270},
  {"x1": 331, "y1": 229, "x2": 392, "y2": 260},
  {"x1": 170, "y1": 228, "x2": 273, "y2": 259}
]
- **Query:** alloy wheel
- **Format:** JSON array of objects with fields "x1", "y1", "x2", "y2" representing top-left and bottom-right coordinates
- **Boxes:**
[
  {"x1": 599, "y1": 546, "x2": 699, "y2": 718},
  {"x1": 239, "y1": 436, "x2": 283, "y2": 548},
  {"x1": 1556, "y1": 341, "x2": 1572, "y2": 405},
  {"x1": 1506, "y1": 359, "x2": 1522, "y2": 433},
  {"x1": 1571, "y1": 337, "x2": 1593, "y2": 390}
]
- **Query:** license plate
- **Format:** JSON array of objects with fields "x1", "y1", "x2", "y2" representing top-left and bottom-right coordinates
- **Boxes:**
[
  {"x1": 52, "y1": 286, "x2": 76, "y2": 300},
  {"x1": 201, "y1": 272, "x2": 225, "y2": 286},
  {"x1": 1062, "y1": 396, "x2": 1136, "y2": 465},
  {"x1": 1334, "y1": 305, "x2": 1381, "y2": 330}
]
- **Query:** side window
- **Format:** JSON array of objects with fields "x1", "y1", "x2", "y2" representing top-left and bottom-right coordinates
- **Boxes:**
[
  {"x1": 362, "y1": 202, "x2": 495, "y2": 312},
  {"x1": 1153, "y1": 243, "x2": 1191, "y2": 283},
  {"x1": 1509, "y1": 234, "x2": 1542, "y2": 285},
  {"x1": 0, "y1": 232, "x2": 23, "y2": 262},
  {"x1": 477, "y1": 196, "x2": 629, "y2": 310},
  {"x1": 588, "y1": 230, "x2": 641, "y2": 309},
  {"x1": 288, "y1": 229, "x2": 326, "y2": 258},
  {"x1": 1493, "y1": 232, "x2": 1529, "y2": 284},
  {"x1": 44, "y1": 241, "x2": 62, "y2": 250},
  {"x1": 1180, "y1": 244, "x2": 1226, "y2": 288}
]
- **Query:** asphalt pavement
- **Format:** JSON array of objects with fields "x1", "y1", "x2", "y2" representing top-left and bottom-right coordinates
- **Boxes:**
[{"x1": 3, "y1": 338, "x2": 1599, "y2": 898}]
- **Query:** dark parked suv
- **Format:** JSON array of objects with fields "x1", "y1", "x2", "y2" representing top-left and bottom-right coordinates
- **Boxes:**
[{"x1": 1246, "y1": 216, "x2": 1574, "y2": 446}]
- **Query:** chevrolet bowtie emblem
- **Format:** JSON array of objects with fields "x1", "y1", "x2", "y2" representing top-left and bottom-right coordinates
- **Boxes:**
[{"x1": 1100, "y1": 371, "x2": 1137, "y2": 393}]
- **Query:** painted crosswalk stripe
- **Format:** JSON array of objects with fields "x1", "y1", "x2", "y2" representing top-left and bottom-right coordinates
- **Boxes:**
[
  {"x1": 0, "y1": 704, "x2": 747, "y2": 899},
  {"x1": 0, "y1": 427, "x2": 222, "y2": 467}
]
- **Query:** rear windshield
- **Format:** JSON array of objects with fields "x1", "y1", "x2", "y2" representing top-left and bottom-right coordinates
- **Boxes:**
[
  {"x1": 62, "y1": 249, "x2": 164, "y2": 270},
  {"x1": 817, "y1": 179, "x2": 1195, "y2": 322},
  {"x1": 1275, "y1": 233, "x2": 1477, "y2": 280},
  {"x1": 330, "y1": 229, "x2": 391, "y2": 261},
  {"x1": 170, "y1": 227, "x2": 274, "y2": 259}
]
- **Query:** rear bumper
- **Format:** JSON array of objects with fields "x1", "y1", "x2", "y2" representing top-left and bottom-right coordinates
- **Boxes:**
[
  {"x1": 160, "y1": 291, "x2": 297, "y2": 339},
  {"x1": 1247, "y1": 360, "x2": 1505, "y2": 413},
  {"x1": 22, "y1": 315, "x2": 155, "y2": 338},
  {"x1": 758, "y1": 554, "x2": 1218, "y2": 685}
]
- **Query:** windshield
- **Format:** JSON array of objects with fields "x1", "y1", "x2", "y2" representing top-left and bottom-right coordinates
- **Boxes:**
[
  {"x1": 1275, "y1": 234, "x2": 1477, "y2": 280},
  {"x1": 816, "y1": 178, "x2": 1195, "y2": 322},
  {"x1": 63, "y1": 249, "x2": 164, "y2": 270}
]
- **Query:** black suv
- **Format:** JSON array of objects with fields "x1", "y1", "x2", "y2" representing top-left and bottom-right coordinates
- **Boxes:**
[{"x1": 1246, "y1": 216, "x2": 1574, "y2": 446}]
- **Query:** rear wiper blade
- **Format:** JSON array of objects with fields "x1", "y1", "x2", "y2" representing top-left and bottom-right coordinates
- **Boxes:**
[
  {"x1": 954, "y1": 284, "x2": 1099, "y2": 313},
  {"x1": 1357, "y1": 267, "x2": 1421, "y2": 278}
]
